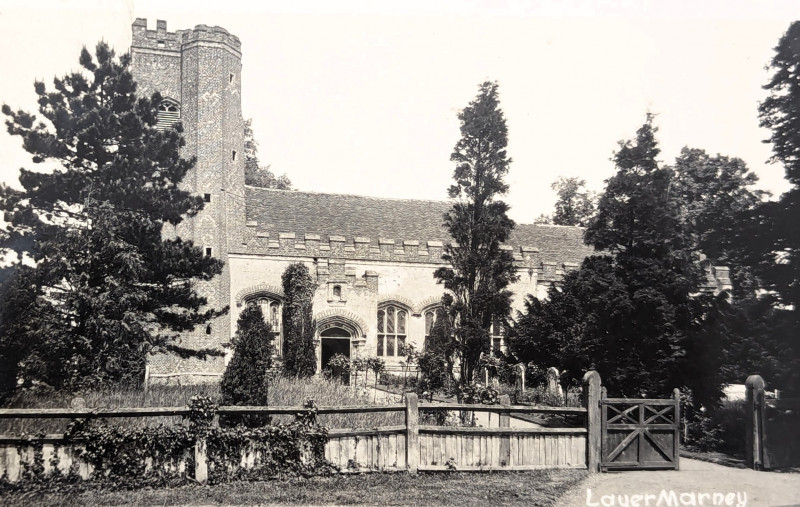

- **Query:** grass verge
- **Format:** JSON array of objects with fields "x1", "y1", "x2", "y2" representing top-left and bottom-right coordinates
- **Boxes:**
[{"x1": 0, "y1": 469, "x2": 587, "y2": 507}]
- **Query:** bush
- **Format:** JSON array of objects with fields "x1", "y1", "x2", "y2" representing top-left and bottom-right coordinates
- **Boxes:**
[
  {"x1": 220, "y1": 305, "x2": 274, "y2": 427},
  {"x1": 684, "y1": 400, "x2": 746, "y2": 456}
]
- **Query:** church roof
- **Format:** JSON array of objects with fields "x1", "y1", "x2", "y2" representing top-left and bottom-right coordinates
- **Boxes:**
[{"x1": 244, "y1": 186, "x2": 595, "y2": 265}]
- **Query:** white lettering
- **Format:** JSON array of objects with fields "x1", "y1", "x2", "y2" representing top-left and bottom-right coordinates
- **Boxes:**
[
  {"x1": 630, "y1": 494, "x2": 642, "y2": 507},
  {"x1": 680, "y1": 492, "x2": 697, "y2": 505},
  {"x1": 713, "y1": 493, "x2": 725, "y2": 504},
  {"x1": 697, "y1": 493, "x2": 710, "y2": 505},
  {"x1": 617, "y1": 495, "x2": 630, "y2": 507},
  {"x1": 645, "y1": 493, "x2": 657, "y2": 506},
  {"x1": 586, "y1": 489, "x2": 600, "y2": 507},
  {"x1": 736, "y1": 492, "x2": 747, "y2": 507},
  {"x1": 658, "y1": 490, "x2": 679, "y2": 506},
  {"x1": 602, "y1": 494, "x2": 615, "y2": 507},
  {"x1": 725, "y1": 493, "x2": 735, "y2": 505}
]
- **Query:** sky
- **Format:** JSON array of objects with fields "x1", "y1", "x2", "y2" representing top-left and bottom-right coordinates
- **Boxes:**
[{"x1": 0, "y1": 0, "x2": 799, "y2": 223}]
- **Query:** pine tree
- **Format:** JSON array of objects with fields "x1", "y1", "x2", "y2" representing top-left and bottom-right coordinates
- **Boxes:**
[
  {"x1": 0, "y1": 42, "x2": 223, "y2": 391},
  {"x1": 434, "y1": 81, "x2": 518, "y2": 386},
  {"x1": 220, "y1": 305, "x2": 274, "y2": 427},
  {"x1": 281, "y1": 263, "x2": 317, "y2": 377}
]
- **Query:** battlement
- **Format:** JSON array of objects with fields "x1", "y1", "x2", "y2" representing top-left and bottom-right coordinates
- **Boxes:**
[{"x1": 132, "y1": 18, "x2": 241, "y2": 55}]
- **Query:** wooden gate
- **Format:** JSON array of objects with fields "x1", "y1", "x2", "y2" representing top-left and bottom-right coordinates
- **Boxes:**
[{"x1": 600, "y1": 389, "x2": 680, "y2": 471}]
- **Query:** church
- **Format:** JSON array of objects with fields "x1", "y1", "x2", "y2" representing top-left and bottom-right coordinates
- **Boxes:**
[{"x1": 129, "y1": 19, "x2": 731, "y2": 384}]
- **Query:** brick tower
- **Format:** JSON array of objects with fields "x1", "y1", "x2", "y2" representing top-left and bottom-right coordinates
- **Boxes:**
[{"x1": 130, "y1": 19, "x2": 245, "y2": 380}]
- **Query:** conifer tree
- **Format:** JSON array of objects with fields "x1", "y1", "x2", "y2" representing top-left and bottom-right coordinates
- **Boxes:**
[
  {"x1": 0, "y1": 42, "x2": 223, "y2": 391},
  {"x1": 755, "y1": 20, "x2": 800, "y2": 392},
  {"x1": 434, "y1": 81, "x2": 518, "y2": 386},
  {"x1": 281, "y1": 263, "x2": 317, "y2": 377},
  {"x1": 220, "y1": 304, "x2": 273, "y2": 427},
  {"x1": 513, "y1": 116, "x2": 725, "y2": 405}
]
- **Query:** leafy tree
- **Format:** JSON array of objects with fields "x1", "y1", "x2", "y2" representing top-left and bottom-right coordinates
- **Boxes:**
[
  {"x1": 244, "y1": 119, "x2": 292, "y2": 189},
  {"x1": 220, "y1": 304, "x2": 274, "y2": 427},
  {"x1": 0, "y1": 42, "x2": 224, "y2": 391},
  {"x1": 281, "y1": 263, "x2": 316, "y2": 377},
  {"x1": 434, "y1": 81, "x2": 518, "y2": 387},
  {"x1": 670, "y1": 147, "x2": 767, "y2": 297},
  {"x1": 513, "y1": 116, "x2": 725, "y2": 405},
  {"x1": 550, "y1": 177, "x2": 596, "y2": 226}
]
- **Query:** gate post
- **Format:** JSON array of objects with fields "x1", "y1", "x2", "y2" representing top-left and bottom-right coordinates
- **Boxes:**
[
  {"x1": 405, "y1": 392, "x2": 419, "y2": 473},
  {"x1": 673, "y1": 388, "x2": 681, "y2": 471},
  {"x1": 583, "y1": 370, "x2": 602, "y2": 473},
  {"x1": 745, "y1": 375, "x2": 765, "y2": 470}
]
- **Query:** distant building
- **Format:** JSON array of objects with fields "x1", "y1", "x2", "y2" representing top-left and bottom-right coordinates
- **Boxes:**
[{"x1": 129, "y1": 19, "x2": 732, "y2": 383}]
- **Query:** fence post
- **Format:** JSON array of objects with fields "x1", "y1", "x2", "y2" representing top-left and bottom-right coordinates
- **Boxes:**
[
  {"x1": 583, "y1": 370, "x2": 602, "y2": 473},
  {"x1": 499, "y1": 394, "x2": 511, "y2": 466},
  {"x1": 405, "y1": 392, "x2": 419, "y2": 473},
  {"x1": 673, "y1": 388, "x2": 681, "y2": 471},
  {"x1": 745, "y1": 374, "x2": 765, "y2": 470}
]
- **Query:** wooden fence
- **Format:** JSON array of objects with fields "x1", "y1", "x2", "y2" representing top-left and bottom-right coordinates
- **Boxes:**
[{"x1": 0, "y1": 371, "x2": 605, "y2": 482}]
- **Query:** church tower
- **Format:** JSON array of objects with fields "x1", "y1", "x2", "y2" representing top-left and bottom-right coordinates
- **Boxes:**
[{"x1": 129, "y1": 19, "x2": 245, "y2": 380}]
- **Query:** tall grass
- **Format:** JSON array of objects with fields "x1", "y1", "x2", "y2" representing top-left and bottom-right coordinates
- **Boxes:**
[{"x1": 0, "y1": 375, "x2": 402, "y2": 434}]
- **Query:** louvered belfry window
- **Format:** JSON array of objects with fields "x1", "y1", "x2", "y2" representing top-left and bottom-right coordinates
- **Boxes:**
[{"x1": 156, "y1": 100, "x2": 180, "y2": 130}]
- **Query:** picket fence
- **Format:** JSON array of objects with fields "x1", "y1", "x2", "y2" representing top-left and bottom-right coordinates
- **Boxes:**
[{"x1": 0, "y1": 373, "x2": 604, "y2": 482}]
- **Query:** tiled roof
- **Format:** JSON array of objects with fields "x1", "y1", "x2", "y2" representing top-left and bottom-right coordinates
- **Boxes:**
[{"x1": 244, "y1": 187, "x2": 595, "y2": 264}]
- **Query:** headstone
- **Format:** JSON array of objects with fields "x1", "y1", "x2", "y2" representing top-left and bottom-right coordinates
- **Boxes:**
[
  {"x1": 546, "y1": 367, "x2": 564, "y2": 400},
  {"x1": 514, "y1": 363, "x2": 526, "y2": 392}
]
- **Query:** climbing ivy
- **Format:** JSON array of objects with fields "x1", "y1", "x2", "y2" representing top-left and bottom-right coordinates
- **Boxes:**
[{"x1": 0, "y1": 396, "x2": 334, "y2": 492}]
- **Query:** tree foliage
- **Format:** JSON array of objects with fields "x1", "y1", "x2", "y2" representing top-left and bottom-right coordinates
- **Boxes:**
[
  {"x1": 670, "y1": 148, "x2": 767, "y2": 297},
  {"x1": 434, "y1": 81, "x2": 518, "y2": 386},
  {"x1": 0, "y1": 42, "x2": 224, "y2": 392},
  {"x1": 244, "y1": 119, "x2": 292, "y2": 189},
  {"x1": 754, "y1": 21, "x2": 800, "y2": 392},
  {"x1": 513, "y1": 116, "x2": 726, "y2": 405},
  {"x1": 550, "y1": 177, "x2": 596, "y2": 226},
  {"x1": 220, "y1": 305, "x2": 274, "y2": 427},
  {"x1": 281, "y1": 263, "x2": 317, "y2": 377}
]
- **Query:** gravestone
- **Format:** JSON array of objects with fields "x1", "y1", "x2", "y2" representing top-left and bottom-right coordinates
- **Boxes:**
[
  {"x1": 515, "y1": 363, "x2": 526, "y2": 392},
  {"x1": 546, "y1": 367, "x2": 564, "y2": 401}
]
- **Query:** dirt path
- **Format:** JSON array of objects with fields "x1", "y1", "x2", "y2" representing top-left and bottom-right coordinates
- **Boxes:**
[{"x1": 558, "y1": 458, "x2": 800, "y2": 507}]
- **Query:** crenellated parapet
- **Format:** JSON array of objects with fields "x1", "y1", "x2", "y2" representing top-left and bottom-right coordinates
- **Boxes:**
[
  {"x1": 238, "y1": 227, "x2": 583, "y2": 271},
  {"x1": 132, "y1": 18, "x2": 241, "y2": 57}
]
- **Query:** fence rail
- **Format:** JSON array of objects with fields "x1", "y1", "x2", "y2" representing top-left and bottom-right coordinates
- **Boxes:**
[{"x1": 0, "y1": 372, "x2": 606, "y2": 482}]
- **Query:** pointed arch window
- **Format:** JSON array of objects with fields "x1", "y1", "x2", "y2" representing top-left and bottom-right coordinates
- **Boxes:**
[
  {"x1": 246, "y1": 296, "x2": 282, "y2": 356},
  {"x1": 156, "y1": 100, "x2": 180, "y2": 130},
  {"x1": 377, "y1": 304, "x2": 408, "y2": 357}
]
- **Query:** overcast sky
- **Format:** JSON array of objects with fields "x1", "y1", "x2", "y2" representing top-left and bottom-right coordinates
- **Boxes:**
[{"x1": 1, "y1": 0, "x2": 799, "y2": 223}]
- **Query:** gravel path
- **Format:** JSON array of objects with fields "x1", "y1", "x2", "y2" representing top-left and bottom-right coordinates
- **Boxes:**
[{"x1": 558, "y1": 458, "x2": 800, "y2": 507}]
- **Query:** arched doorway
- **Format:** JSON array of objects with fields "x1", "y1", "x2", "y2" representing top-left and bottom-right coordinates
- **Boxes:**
[{"x1": 320, "y1": 326, "x2": 351, "y2": 384}]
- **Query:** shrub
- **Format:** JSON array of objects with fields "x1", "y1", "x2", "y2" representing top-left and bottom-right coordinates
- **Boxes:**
[
  {"x1": 220, "y1": 305, "x2": 274, "y2": 427},
  {"x1": 684, "y1": 400, "x2": 746, "y2": 456}
]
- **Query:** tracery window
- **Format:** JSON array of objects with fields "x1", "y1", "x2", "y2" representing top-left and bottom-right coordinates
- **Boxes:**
[
  {"x1": 424, "y1": 308, "x2": 438, "y2": 350},
  {"x1": 490, "y1": 317, "x2": 505, "y2": 353},
  {"x1": 156, "y1": 100, "x2": 180, "y2": 130},
  {"x1": 246, "y1": 296, "x2": 282, "y2": 356},
  {"x1": 377, "y1": 304, "x2": 407, "y2": 357}
]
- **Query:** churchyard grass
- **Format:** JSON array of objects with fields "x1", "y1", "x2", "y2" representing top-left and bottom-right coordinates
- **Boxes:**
[
  {"x1": 0, "y1": 469, "x2": 587, "y2": 506},
  {"x1": 0, "y1": 375, "x2": 401, "y2": 434}
]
